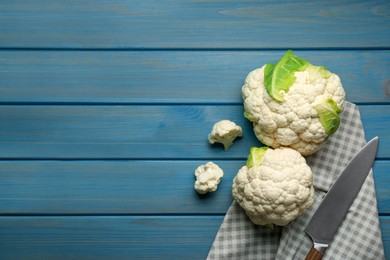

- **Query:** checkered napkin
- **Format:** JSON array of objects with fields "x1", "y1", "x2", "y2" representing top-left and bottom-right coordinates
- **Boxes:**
[{"x1": 207, "y1": 102, "x2": 385, "y2": 260}]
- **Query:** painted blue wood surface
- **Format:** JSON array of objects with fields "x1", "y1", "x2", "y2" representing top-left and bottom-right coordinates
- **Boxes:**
[
  {"x1": 0, "y1": 50, "x2": 389, "y2": 104},
  {"x1": 0, "y1": 161, "x2": 389, "y2": 215},
  {"x1": 374, "y1": 161, "x2": 390, "y2": 215},
  {"x1": 0, "y1": 216, "x2": 389, "y2": 259},
  {"x1": 382, "y1": 217, "x2": 390, "y2": 259},
  {"x1": 0, "y1": 105, "x2": 389, "y2": 159},
  {"x1": 0, "y1": 216, "x2": 224, "y2": 260},
  {"x1": 0, "y1": 1, "x2": 389, "y2": 259},
  {"x1": 0, "y1": 1, "x2": 389, "y2": 48}
]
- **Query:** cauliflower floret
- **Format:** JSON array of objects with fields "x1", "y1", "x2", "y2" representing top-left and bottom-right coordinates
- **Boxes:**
[
  {"x1": 194, "y1": 162, "x2": 224, "y2": 194},
  {"x1": 208, "y1": 120, "x2": 242, "y2": 150},
  {"x1": 242, "y1": 53, "x2": 345, "y2": 156},
  {"x1": 232, "y1": 147, "x2": 314, "y2": 226}
]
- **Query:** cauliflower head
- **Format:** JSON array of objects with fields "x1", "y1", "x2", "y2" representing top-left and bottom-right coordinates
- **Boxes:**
[
  {"x1": 232, "y1": 147, "x2": 314, "y2": 226},
  {"x1": 242, "y1": 50, "x2": 345, "y2": 156},
  {"x1": 194, "y1": 162, "x2": 224, "y2": 194},
  {"x1": 208, "y1": 120, "x2": 242, "y2": 150}
]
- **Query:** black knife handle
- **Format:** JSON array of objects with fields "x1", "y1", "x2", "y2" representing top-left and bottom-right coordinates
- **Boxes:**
[{"x1": 305, "y1": 246, "x2": 324, "y2": 260}]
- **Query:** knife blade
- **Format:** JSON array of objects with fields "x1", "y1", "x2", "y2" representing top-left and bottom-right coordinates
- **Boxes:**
[{"x1": 304, "y1": 136, "x2": 379, "y2": 260}]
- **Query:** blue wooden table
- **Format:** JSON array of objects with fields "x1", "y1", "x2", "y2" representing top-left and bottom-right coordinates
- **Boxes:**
[{"x1": 0, "y1": 1, "x2": 389, "y2": 259}]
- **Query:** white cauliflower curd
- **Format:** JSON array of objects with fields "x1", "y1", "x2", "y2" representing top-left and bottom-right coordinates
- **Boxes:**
[
  {"x1": 232, "y1": 147, "x2": 314, "y2": 226},
  {"x1": 242, "y1": 50, "x2": 345, "y2": 156},
  {"x1": 194, "y1": 162, "x2": 224, "y2": 194},
  {"x1": 208, "y1": 120, "x2": 242, "y2": 150}
]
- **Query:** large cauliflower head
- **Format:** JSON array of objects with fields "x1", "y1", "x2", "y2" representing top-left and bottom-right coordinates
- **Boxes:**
[
  {"x1": 242, "y1": 51, "x2": 346, "y2": 156},
  {"x1": 232, "y1": 147, "x2": 315, "y2": 226}
]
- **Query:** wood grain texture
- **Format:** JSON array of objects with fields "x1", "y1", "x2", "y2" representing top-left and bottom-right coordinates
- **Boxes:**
[
  {"x1": 1, "y1": 0, "x2": 389, "y2": 258},
  {"x1": 305, "y1": 246, "x2": 323, "y2": 260},
  {"x1": 373, "y1": 161, "x2": 390, "y2": 215},
  {"x1": 0, "y1": 160, "x2": 389, "y2": 215},
  {"x1": 0, "y1": 50, "x2": 389, "y2": 104},
  {"x1": 0, "y1": 216, "x2": 388, "y2": 259},
  {"x1": 0, "y1": 160, "x2": 238, "y2": 215},
  {"x1": 360, "y1": 106, "x2": 390, "y2": 158},
  {"x1": 380, "y1": 217, "x2": 390, "y2": 259},
  {"x1": 0, "y1": 216, "x2": 223, "y2": 260},
  {"x1": 0, "y1": 105, "x2": 254, "y2": 159},
  {"x1": 0, "y1": 105, "x2": 388, "y2": 159},
  {"x1": 0, "y1": 1, "x2": 389, "y2": 49}
]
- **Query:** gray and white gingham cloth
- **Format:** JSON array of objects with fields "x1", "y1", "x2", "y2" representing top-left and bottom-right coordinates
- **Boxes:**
[{"x1": 207, "y1": 102, "x2": 385, "y2": 260}]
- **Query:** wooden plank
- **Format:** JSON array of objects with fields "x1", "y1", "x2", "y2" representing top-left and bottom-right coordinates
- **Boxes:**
[
  {"x1": 0, "y1": 105, "x2": 259, "y2": 159},
  {"x1": 374, "y1": 161, "x2": 390, "y2": 215},
  {"x1": 0, "y1": 216, "x2": 388, "y2": 259},
  {"x1": 0, "y1": 50, "x2": 389, "y2": 104},
  {"x1": 381, "y1": 216, "x2": 390, "y2": 260},
  {"x1": 0, "y1": 160, "x2": 388, "y2": 215},
  {"x1": 0, "y1": 1, "x2": 389, "y2": 49},
  {"x1": 0, "y1": 160, "x2": 238, "y2": 215},
  {"x1": 360, "y1": 106, "x2": 390, "y2": 159},
  {"x1": 0, "y1": 105, "x2": 388, "y2": 159},
  {"x1": 0, "y1": 216, "x2": 224, "y2": 260}
]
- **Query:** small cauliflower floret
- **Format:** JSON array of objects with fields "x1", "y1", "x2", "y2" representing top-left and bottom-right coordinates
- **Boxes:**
[
  {"x1": 242, "y1": 50, "x2": 346, "y2": 156},
  {"x1": 194, "y1": 162, "x2": 224, "y2": 194},
  {"x1": 232, "y1": 147, "x2": 315, "y2": 226},
  {"x1": 208, "y1": 120, "x2": 243, "y2": 150}
]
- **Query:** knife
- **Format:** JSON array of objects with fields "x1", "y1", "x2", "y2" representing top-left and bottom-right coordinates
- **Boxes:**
[{"x1": 305, "y1": 136, "x2": 379, "y2": 260}]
